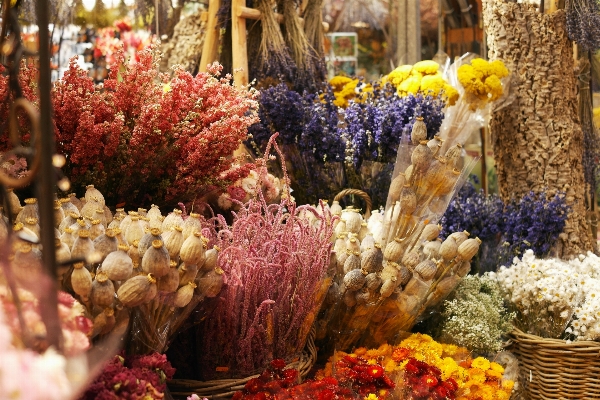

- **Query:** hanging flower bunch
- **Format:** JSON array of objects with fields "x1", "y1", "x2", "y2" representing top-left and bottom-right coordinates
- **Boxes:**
[
  {"x1": 0, "y1": 46, "x2": 259, "y2": 209},
  {"x1": 79, "y1": 352, "x2": 176, "y2": 399}
]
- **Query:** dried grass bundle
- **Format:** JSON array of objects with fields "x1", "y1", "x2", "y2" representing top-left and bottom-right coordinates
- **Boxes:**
[{"x1": 303, "y1": 0, "x2": 327, "y2": 82}]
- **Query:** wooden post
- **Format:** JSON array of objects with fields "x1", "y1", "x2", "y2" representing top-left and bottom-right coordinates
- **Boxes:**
[
  {"x1": 199, "y1": 0, "x2": 221, "y2": 73},
  {"x1": 231, "y1": 0, "x2": 249, "y2": 86}
]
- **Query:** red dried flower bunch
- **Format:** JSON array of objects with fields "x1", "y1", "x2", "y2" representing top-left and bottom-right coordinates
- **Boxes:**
[
  {"x1": 401, "y1": 358, "x2": 458, "y2": 400},
  {"x1": 79, "y1": 352, "x2": 176, "y2": 400},
  {"x1": 232, "y1": 359, "x2": 357, "y2": 400},
  {"x1": 0, "y1": 46, "x2": 259, "y2": 208},
  {"x1": 333, "y1": 354, "x2": 396, "y2": 399}
]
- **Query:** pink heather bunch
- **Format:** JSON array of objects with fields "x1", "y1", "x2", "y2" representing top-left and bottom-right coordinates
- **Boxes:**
[
  {"x1": 0, "y1": 46, "x2": 259, "y2": 209},
  {"x1": 197, "y1": 135, "x2": 336, "y2": 379}
]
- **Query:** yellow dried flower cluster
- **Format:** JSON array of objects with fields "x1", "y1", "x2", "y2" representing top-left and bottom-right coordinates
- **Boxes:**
[
  {"x1": 457, "y1": 58, "x2": 509, "y2": 110},
  {"x1": 382, "y1": 60, "x2": 459, "y2": 105},
  {"x1": 328, "y1": 76, "x2": 373, "y2": 108}
]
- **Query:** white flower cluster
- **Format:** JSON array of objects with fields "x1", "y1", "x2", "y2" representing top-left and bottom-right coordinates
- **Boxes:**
[{"x1": 492, "y1": 249, "x2": 600, "y2": 340}]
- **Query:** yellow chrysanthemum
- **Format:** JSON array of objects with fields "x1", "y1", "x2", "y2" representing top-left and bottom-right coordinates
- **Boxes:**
[
  {"x1": 468, "y1": 367, "x2": 487, "y2": 384},
  {"x1": 489, "y1": 60, "x2": 509, "y2": 78},
  {"x1": 490, "y1": 362, "x2": 504, "y2": 373},
  {"x1": 472, "y1": 357, "x2": 491, "y2": 371},
  {"x1": 413, "y1": 60, "x2": 440, "y2": 75},
  {"x1": 485, "y1": 369, "x2": 503, "y2": 380},
  {"x1": 501, "y1": 379, "x2": 515, "y2": 391},
  {"x1": 329, "y1": 75, "x2": 353, "y2": 91},
  {"x1": 388, "y1": 65, "x2": 413, "y2": 86},
  {"x1": 495, "y1": 390, "x2": 511, "y2": 400},
  {"x1": 441, "y1": 357, "x2": 459, "y2": 380},
  {"x1": 441, "y1": 343, "x2": 459, "y2": 357},
  {"x1": 397, "y1": 76, "x2": 421, "y2": 95}
]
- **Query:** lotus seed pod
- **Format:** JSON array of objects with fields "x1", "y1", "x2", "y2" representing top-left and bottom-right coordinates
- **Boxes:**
[
  {"x1": 414, "y1": 259, "x2": 437, "y2": 281},
  {"x1": 93, "y1": 229, "x2": 119, "y2": 262},
  {"x1": 16, "y1": 198, "x2": 38, "y2": 224},
  {"x1": 125, "y1": 217, "x2": 145, "y2": 246},
  {"x1": 380, "y1": 262, "x2": 399, "y2": 282},
  {"x1": 387, "y1": 173, "x2": 406, "y2": 204},
  {"x1": 174, "y1": 282, "x2": 197, "y2": 307},
  {"x1": 157, "y1": 260, "x2": 180, "y2": 293},
  {"x1": 330, "y1": 201, "x2": 342, "y2": 216},
  {"x1": 334, "y1": 219, "x2": 347, "y2": 237},
  {"x1": 71, "y1": 230, "x2": 95, "y2": 261},
  {"x1": 358, "y1": 222, "x2": 368, "y2": 242},
  {"x1": 420, "y1": 224, "x2": 442, "y2": 242},
  {"x1": 399, "y1": 185, "x2": 417, "y2": 215},
  {"x1": 68, "y1": 193, "x2": 83, "y2": 210},
  {"x1": 360, "y1": 233, "x2": 375, "y2": 253},
  {"x1": 361, "y1": 244, "x2": 384, "y2": 273},
  {"x1": 343, "y1": 289, "x2": 357, "y2": 307},
  {"x1": 456, "y1": 260, "x2": 471, "y2": 277},
  {"x1": 197, "y1": 269, "x2": 224, "y2": 299},
  {"x1": 80, "y1": 199, "x2": 101, "y2": 220},
  {"x1": 71, "y1": 262, "x2": 93, "y2": 300},
  {"x1": 398, "y1": 264, "x2": 413, "y2": 285},
  {"x1": 384, "y1": 238, "x2": 406, "y2": 262},
  {"x1": 411, "y1": 140, "x2": 434, "y2": 173},
  {"x1": 101, "y1": 245, "x2": 134, "y2": 281},
  {"x1": 24, "y1": 217, "x2": 40, "y2": 237},
  {"x1": 380, "y1": 279, "x2": 397, "y2": 298},
  {"x1": 457, "y1": 238, "x2": 481, "y2": 261},
  {"x1": 410, "y1": 116, "x2": 427, "y2": 144},
  {"x1": 344, "y1": 211, "x2": 362, "y2": 234},
  {"x1": 180, "y1": 232, "x2": 207, "y2": 266},
  {"x1": 7, "y1": 189, "x2": 21, "y2": 219},
  {"x1": 162, "y1": 209, "x2": 184, "y2": 231},
  {"x1": 182, "y1": 213, "x2": 202, "y2": 240},
  {"x1": 162, "y1": 226, "x2": 184, "y2": 260},
  {"x1": 365, "y1": 273, "x2": 382, "y2": 291},
  {"x1": 91, "y1": 272, "x2": 115, "y2": 308},
  {"x1": 346, "y1": 235, "x2": 360, "y2": 253},
  {"x1": 449, "y1": 230, "x2": 470, "y2": 247},
  {"x1": 423, "y1": 239, "x2": 442, "y2": 260},
  {"x1": 343, "y1": 252, "x2": 361, "y2": 274},
  {"x1": 55, "y1": 238, "x2": 71, "y2": 265},
  {"x1": 202, "y1": 246, "x2": 219, "y2": 271},
  {"x1": 88, "y1": 219, "x2": 105, "y2": 241},
  {"x1": 141, "y1": 240, "x2": 170, "y2": 278},
  {"x1": 128, "y1": 241, "x2": 141, "y2": 267},
  {"x1": 84, "y1": 184, "x2": 105, "y2": 206},
  {"x1": 439, "y1": 237, "x2": 458, "y2": 261},
  {"x1": 53, "y1": 201, "x2": 65, "y2": 229},
  {"x1": 403, "y1": 274, "x2": 431, "y2": 298},
  {"x1": 444, "y1": 143, "x2": 463, "y2": 168},
  {"x1": 59, "y1": 211, "x2": 79, "y2": 233},
  {"x1": 138, "y1": 228, "x2": 163, "y2": 258},
  {"x1": 147, "y1": 204, "x2": 161, "y2": 221},
  {"x1": 343, "y1": 268, "x2": 367, "y2": 291},
  {"x1": 61, "y1": 197, "x2": 79, "y2": 215},
  {"x1": 60, "y1": 227, "x2": 75, "y2": 249},
  {"x1": 117, "y1": 273, "x2": 157, "y2": 307},
  {"x1": 178, "y1": 263, "x2": 199, "y2": 287}
]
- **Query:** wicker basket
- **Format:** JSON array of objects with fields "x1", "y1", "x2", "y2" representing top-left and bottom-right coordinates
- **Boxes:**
[
  {"x1": 509, "y1": 328, "x2": 600, "y2": 399},
  {"x1": 167, "y1": 327, "x2": 318, "y2": 399},
  {"x1": 333, "y1": 188, "x2": 372, "y2": 219}
]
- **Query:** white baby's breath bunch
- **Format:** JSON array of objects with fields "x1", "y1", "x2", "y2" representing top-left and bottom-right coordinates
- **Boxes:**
[{"x1": 493, "y1": 249, "x2": 600, "y2": 340}]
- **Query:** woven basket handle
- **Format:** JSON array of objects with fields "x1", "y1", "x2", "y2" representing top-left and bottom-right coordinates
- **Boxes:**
[{"x1": 333, "y1": 189, "x2": 372, "y2": 219}]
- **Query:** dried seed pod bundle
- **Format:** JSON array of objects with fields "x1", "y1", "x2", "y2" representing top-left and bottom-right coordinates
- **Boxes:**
[
  {"x1": 101, "y1": 245, "x2": 134, "y2": 281},
  {"x1": 414, "y1": 259, "x2": 437, "y2": 281},
  {"x1": 361, "y1": 244, "x2": 384, "y2": 273},
  {"x1": 93, "y1": 229, "x2": 119, "y2": 261},
  {"x1": 439, "y1": 237, "x2": 458, "y2": 261},
  {"x1": 138, "y1": 228, "x2": 163, "y2": 258},
  {"x1": 141, "y1": 240, "x2": 171, "y2": 278},
  {"x1": 174, "y1": 282, "x2": 197, "y2": 307},
  {"x1": 71, "y1": 229, "x2": 95, "y2": 261},
  {"x1": 197, "y1": 268, "x2": 224, "y2": 299},
  {"x1": 343, "y1": 268, "x2": 367, "y2": 291},
  {"x1": 182, "y1": 212, "x2": 203, "y2": 239},
  {"x1": 180, "y1": 232, "x2": 207, "y2": 266},
  {"x1": 91, "y1": 272, "x2": 115, "y2": 308},
  {"x1": 157, "y1": 260, "x2": 180, "y2": 293},
  {"x1": 117, "y1": 273, "x2": 157, "y2": 307},
  {"x1": 343, "y1": 251, "x2": 361, "y2": 274},
  {"x1": 411, "y1": 117, "x2": 428, "y2": 144},
  {"x1": 71, "y1": 262, "x2": 93, "y2": 300}
]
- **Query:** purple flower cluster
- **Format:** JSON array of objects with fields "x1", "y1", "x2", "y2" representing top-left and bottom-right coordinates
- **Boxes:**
[
  {"x1": 566, "y1": 0, "x2": 600, "y2": 51},
  {"x1": 441, "y1": 182, "x2": 569, "y2": 272}
]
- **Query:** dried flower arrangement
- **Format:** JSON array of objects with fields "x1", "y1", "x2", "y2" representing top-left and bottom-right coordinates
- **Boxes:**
[
  {"x1": 493, "y1": 249, "x2": 600, "y2": 341},
  {"x1": 195, "y1": 135, "x2": 336, "y2": 379},
  {"x1": 0, "y1": 46, "x2": 259, "y2": 209}
]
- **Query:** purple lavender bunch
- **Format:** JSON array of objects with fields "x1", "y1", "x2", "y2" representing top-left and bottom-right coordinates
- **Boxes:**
[{"x1": 566, "y1": 0, "x2": 600, "y2": 51}]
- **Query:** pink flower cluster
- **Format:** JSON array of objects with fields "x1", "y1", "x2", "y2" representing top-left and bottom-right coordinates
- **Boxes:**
[
  {"x1": 79, "y1": 352, "x2": 176, "y2": 400},
  {"x1": 0, "y1": 288, "x2": 91, "y2": 356},
  {"x1": 0, "y1": 46, "x2": 259, "y2": 209}
]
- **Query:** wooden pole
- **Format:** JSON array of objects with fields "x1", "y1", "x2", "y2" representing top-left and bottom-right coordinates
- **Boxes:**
[
  {"x1": 199, "y1": 0, "x2": 221, "y2": 73},
  {"x1": 231, "y1": 0, "x2": 249, "y2": 86}
]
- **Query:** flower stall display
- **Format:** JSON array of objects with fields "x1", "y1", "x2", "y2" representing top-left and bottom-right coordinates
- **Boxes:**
[{"x1": 0, "y1": 46, "x2": 259, "y2": 210}]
